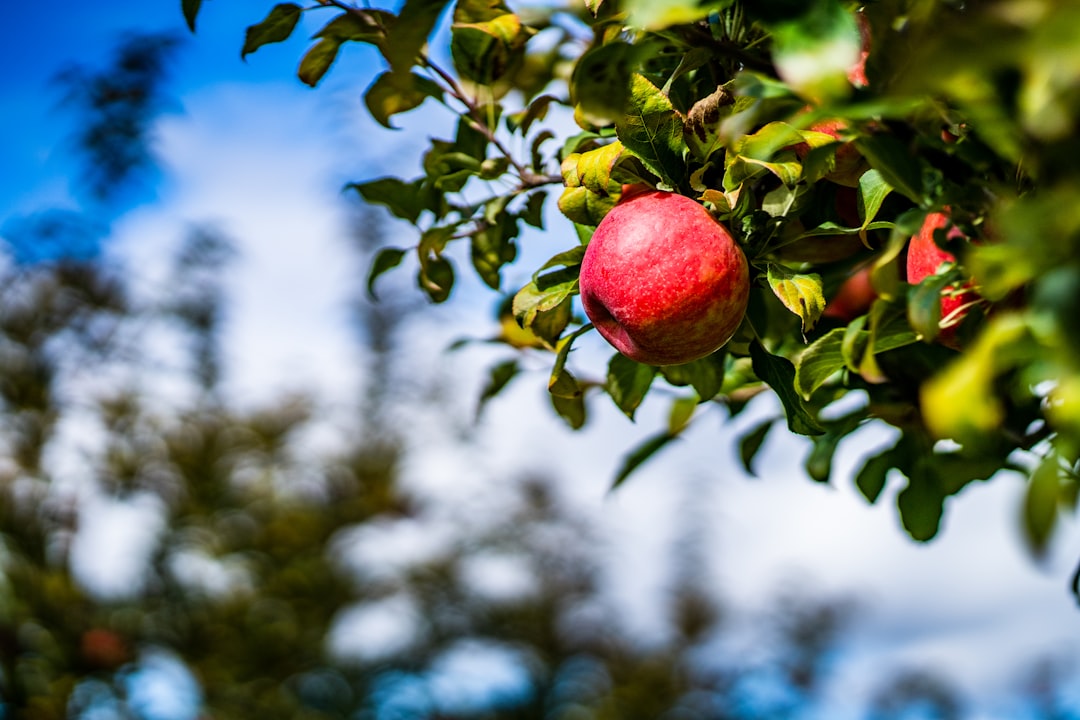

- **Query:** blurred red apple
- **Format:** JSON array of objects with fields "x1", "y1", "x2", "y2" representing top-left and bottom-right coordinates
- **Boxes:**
[
  {"x1": 579, "y1": 189, "x2": 750, "y2": 366},
  {"x1": 792, "y1": 118, "x2": 867, "y2": 187},
  {"x1": 848, "y1": 12, "x2": 871, "y2": 87},
  {"x1": 906, "y1": 211, "x2": 981, "y2": 346},
  {"x1": 824, "y1": 266, "x2": 877, "y2": 321},
  {"x1": 81, "y1": 628, "x2": 131, "y2": 671}
]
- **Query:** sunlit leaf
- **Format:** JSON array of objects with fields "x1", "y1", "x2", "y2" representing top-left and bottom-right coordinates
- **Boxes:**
[
  {"x1": 668, "y1": 396, "x2": 697, "y2": 434},
  {"x1": 795, "y1": 328, "x2": 844, "y2": 399},
  {"x1": 767, "y1": 264, "x2": 825, "y2": 334},
  {"x1": 625, "y1": 0, "x2": 734, "y2": 30},
  {"x1": 616, "y1": 74, "x2": 686, "y2": 189},
  {"x1": 452, "y1": 11, "x2": 532, "y2": 85}
]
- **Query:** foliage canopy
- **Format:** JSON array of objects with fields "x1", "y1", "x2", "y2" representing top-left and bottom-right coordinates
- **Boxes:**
[{"x1": 199, "y1": 0, "x2": 1080, "y2": 572}]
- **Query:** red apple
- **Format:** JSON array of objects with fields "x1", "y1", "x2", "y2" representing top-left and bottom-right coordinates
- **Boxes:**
[
  {"x1": 824, "y1": 265, "x2": 876, "y2": 321},
  {"x1": 906, "y1": 211, "x2": 980, "y2": 346},
  {"x1": 579, "y1": 189, "x2": 750, "y2": 366}
]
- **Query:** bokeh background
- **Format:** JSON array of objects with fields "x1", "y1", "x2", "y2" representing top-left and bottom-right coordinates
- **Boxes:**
[{"x1": 1, "y1": 2, "x2": 1079, "y2": 718}]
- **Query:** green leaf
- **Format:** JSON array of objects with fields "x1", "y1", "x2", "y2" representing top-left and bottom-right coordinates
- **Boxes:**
[
  {"x1": 855, "y1": 448, "x2": 894, "y2": 504},
  {"x1": 477, "y1": 359, "x2": 519, "y2": 418},
  {"x1": 471, "y1": 198, "x2": 519, "y2": 290},
  {"x1": 521, "y1": 192, "x2": 546, "y2": 229},
  {"x1": 660, "y1": 352, "x2": 726, "y2": 402},
  {"x1": 725, "y1": 122, "x2": 806, "y2": 190},
  {"x1": 767, "y1": 264, "x2": 825, "y2": 334},
  {"x1": 749, "y1": 341, "x2": 825, "y2": 436},
  {"x1": 616, "y1": 74, "x2": 686, "y2": 189},
  {"x1": 668, "y1": 396, "x2": 697, "y2": 434},
  {"x1": 854, "y1": 133, "x2": 925, "y2": 204},
  {"x1": 367, "y1": 247, "x2": 406, "y2": 300},
  {"x1": 739, "y1": 419, "x2": 774, "y2": 477},
  {"x1": 557, "y1": 186, "x2": 618, "y2": 226},
  {"x1": 182, "y1": 0, "x2": 202, "y2": 32},
  {"x1": 607, "y1": 354, "x2": 655, "y2": 420},
  {"x1": 509, "y1": 250, "x2": 580, "y2": 346},
  {"x1": 805, "y1": 409, "x2": 865, "y2": 483},
  {"x1": 298, "y1": 38, "x2": 342, "y2": 87},
  {"x1": 242, "y1": 4, "x2": 302, "y2": 60},
  {"x1": 896, "y1": 463, "x2": 944, "y2": 542},
  {"x1": 348, "y1": 177, "x2": 434, "y2": 224},
  {"x1": 552, "y1": 392, "x2": 587, "y2": 429},
  {"x1": 908, "y1": 272, "x2": 953, "y2": 343},
  {"x1": 856, "y1": 169, "x2": 892, "y2": 234},
  {"x1": 299, "y1": 11, "x2": 395, "y2": 86},
  {"x1": 548, "y1": 325, "x2": 593, "y2": 398},
  {"x1": 1024, "y1": 452, "x2": 1062, "y2": 556},
  {"x1": 794, "y1": 328, "x2": 844, "y2": 399},
  {"x1": 314, "y1": 9, "x2": 393, "y2": 45},
  {"x1": 364, "y1": 72, "x2": 443, "y2": 129},
  {"x1": 611, "y1": 432, "x2": 677, "y2": 491},
  {"x1": 414, "y1": 225, "x2": 455, "y2": 303},
  {"x1": 568, "y1": 142, "x2": 625, "y2": 194},
  {"x1": 384, "y1": 0, "x2": 453, "y2": 73},
  {"x1": 571, "y1": 42, "x2": 638, "y2": 127},
  {"x1": 451, "y1": 11, "x2": 532, "y2": 85},
  {"x1": 417, "y1": 256, "x2": 454, "y2": 303}
]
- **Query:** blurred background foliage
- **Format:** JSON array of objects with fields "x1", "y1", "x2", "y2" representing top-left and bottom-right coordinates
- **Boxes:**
[{"x1": 2, "y1": 1, "x2": 1080, "y2": 717}]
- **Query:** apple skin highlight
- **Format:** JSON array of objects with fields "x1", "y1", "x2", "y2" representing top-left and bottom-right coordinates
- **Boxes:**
[{"x1": 579, "y1": 189, "x2": 750, "y2": 366}]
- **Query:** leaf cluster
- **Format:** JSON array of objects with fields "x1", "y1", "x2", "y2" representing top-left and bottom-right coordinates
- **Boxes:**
[{"x1": 192, "y1": 0, "x2": 1080, "y2": 563}]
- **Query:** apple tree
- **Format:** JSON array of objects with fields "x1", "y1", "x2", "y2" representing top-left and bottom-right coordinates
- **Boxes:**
[{"x1": 187, "y1": 0, "x2": 1080, "y2": 583}]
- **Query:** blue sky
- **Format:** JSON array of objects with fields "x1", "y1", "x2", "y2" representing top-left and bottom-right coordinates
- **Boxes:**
[{"x1": 4, "y1": 2, "x2": 1080, "y2": 717}]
